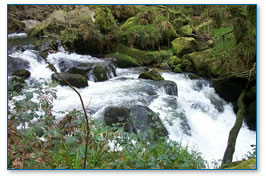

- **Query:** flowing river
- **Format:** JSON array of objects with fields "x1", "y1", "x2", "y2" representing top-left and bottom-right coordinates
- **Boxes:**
[{"x1": 8, "y1": 45, "x2": 256, "y2": 167}]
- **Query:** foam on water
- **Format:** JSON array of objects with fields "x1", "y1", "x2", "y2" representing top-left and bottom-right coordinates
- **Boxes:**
[{"x1": 9, "y1": 50, "x2": 256, "y2": 166}]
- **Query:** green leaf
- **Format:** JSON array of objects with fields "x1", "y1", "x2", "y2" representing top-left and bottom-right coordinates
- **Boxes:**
[
  {"x1": 66, "y1": 136, "x2": 77, "y2": 145},
  {"x1": 34, "y1": 127, "x2": 44, "y2": 137}
]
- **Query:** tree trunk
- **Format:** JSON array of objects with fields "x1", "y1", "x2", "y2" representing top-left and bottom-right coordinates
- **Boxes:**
[{"x1": 222, "y1": 90, "x2": 246, "y2": 165}]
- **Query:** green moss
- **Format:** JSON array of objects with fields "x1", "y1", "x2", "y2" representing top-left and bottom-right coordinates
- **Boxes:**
[
  {"x1": 183, "y1": 50, "x2": 225, "y2": 77},
  {"x1": 222, "y1": 158, "x2": 256, "y2": 169},
  {"x1": 115, "y1": 44, "x2": 154, "y2": 65},
  {"x1": 60, "y1": 26, "x2": 104, "y2": 54},
  {"x1": 171, "y1": 37, "x2": 198, "y2": 57},
  {"x1": 124, "y1": 24, "x2": 161, "y2": 50},
  {"x1": 93, "y1": 65, "x2": 109, "y2": 81},
  {"x1": 181, "y1": 25, "x2": 193, "y2": 36},
  {"x1": 147, "y1": 50, "x2": 174, "y2": 63},
  {"x1": 121, "y1": 17, "x2": 137, "y2": 31},
  {"x1": 95, "y1": 5, "x2": 118, "y2": 34},
  {"x1": 121, "y1": 7, "x2": 177, "y2": 49},
  {"x1": 139, "y1": 69, "x2": 164, "y2": 81},
  {"x1": 12, "y1": 69, "x2": 31, "y2": 79},
  {"x1": 107, "y1": 52, "x2": 141, "y2": 68},
  {"x1": 108, "y1": 5, "x2": 138, "y2": 21},
  {"x1": 30, "y1": 10, "x2": 67, "y2": 37}
]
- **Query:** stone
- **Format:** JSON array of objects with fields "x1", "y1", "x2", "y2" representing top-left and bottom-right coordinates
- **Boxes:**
[
  {"x1": 51, "y1": 72, "x2": 88, "y2": 88},
  {"x1": 139, "y1": 69, "x2": 164, "y2": 81},
  {"x1": 171, "y1": 37, "x2": 198, "y2": 57},
  {"x1": 104, "y1": 105, "x2": 168, "y2": 138},
  {"x1": 11, "y1": 69, "x2": 31, "y2": 79}
]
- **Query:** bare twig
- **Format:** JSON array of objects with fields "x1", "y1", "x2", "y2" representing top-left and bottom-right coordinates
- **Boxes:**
[{"x1": 46, "y1": 61, "x2": 90, "y2": 169}]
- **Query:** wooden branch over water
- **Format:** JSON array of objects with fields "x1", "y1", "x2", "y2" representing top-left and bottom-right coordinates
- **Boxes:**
[
  {"x1": 222, "y1": 90, "x2": 246, "y2": 165},
  {"x1": 46, "y1": 61, "x2": 91, "y2": 169}
]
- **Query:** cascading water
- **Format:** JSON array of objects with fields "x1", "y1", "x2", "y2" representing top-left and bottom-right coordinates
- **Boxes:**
[{"x1": 8, "y1": 48, "x2": 256, "y2": 167}]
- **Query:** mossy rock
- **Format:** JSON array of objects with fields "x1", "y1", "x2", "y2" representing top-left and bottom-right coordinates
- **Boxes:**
[
  {"x1": 121, "y1": 8, "x2": 178, "y2": 49},
  {"x1": 108, "y1": 5, "x2": 138, "y2": 21},
  {"x1": 60, "y1": 27, "x2": 104, "y2": 54},
  {"x1": 95, "y1": 5, "x2": 118, "y2": 34},
  {"x1": 8, "y1": 16, "x2": 25, "y2": 33},
  {"x1": 107, "y1": 52, "x2": 141, "y2": 68},
  {"x1": 182, "y1": 50, "x2": 225, "y2": 77},
  {"x1": 11, "y1": 69, "x2": 31, "y2": 79},
  {"x1": 168, "y1": 56, "x2": 182, "y2": 69},
  {"x1": 51, "y1": 72, "x2": 88, "y2": 88},
  {"x1": 109, "y1": 44, "x2": 155, "y2": 66},
  {"x1": 31, "y1": 10, "x2": 67, "y2": 37},
  {"x1": 222, "y1": 158, "x2": 256, "y2": 169},
  {"x1": 139, "y1": 69, "x2": 164, "y2": 81},
  {"x1": 171, "y1": 37, "x2": 198, "y2": 57},
  {"x1": 147, "y1": 50, "x2": 174, "y2": 63},
  {"x1": 188, "y1": 73, "x2": 200, "y2": 80},
  {"x1": 92, "y1": 65, "x2": 109, "y2": 82},
  {"x1": 180, "y1": 24, "x2": 193, "y2": 36}
]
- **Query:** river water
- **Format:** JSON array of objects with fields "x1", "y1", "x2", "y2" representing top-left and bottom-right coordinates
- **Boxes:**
[{"x1": 8, "y1": 48, "x2": 256, "y2": 166}]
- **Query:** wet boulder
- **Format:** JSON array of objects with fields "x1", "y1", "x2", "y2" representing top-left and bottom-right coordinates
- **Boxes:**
[
  {"x1": 104, "y1": 105, "x2": 168, "y2": 138},
  {"x1": 11, "y1": 69, "x2": 31, "y2": 79},
  {"x1": 8, "y1": 56, "x2": 30, "y2": 75},
  {"x1": 51, "y1": 72, "x2": 88, "y2": 88},
  {"x1": 139, "y1": 69, "x2": 164, "y2": 81},
  {"x1": 171, "y1": 37, "x2": 198, "y2": 57},
  {"x1": 67, "y1": 62, "x2": 117, "y2": 82},
  {"x1": 154, "y1": 80, "x2": 178, "y2": 96}
]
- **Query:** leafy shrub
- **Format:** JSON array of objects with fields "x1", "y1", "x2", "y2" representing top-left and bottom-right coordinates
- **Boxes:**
[{"x1": 8, "y1": 80, "x2": 206, "y2": 169}]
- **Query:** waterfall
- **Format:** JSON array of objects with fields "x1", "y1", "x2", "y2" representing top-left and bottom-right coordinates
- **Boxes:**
[{"x1": 8, "y1": 49, "x2": 256, "y2": 166}]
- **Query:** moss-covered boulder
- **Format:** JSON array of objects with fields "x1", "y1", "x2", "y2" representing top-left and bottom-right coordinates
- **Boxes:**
[
  {"x1": 95, "y1": 5, "x2": 118, "y2": 34},
  {"x1": 188, "y1": 73, "x2": 200, "y2": 80},
  {"x1": 51, "y1": 72, "x2": 88, "y2": 88},
  {"x1": 139, "y1": 69, "x2": 164, "y2": 81},
  {"x1": 168, "y1": 55, "x2": 195, "y2": 73},
  {"x1": 171, "y1": 37, "x2": 198, "y2": 57},
  {"x1": 31, "y1": 10, "x2": 67, "y2": 37},
  {"x1": 92, "y1": 65, "x2": 111, "y2": 82},
  {"x1": 180, "y1": 24, "x2": 193, "y2": 36},
  {"x1": 11, "y1": 69, "x2": 31, "y2": 79},
  {"x1": 221, "y1": 158, "x2": 256, "y2": 169},
  {"x1": 182, "y1": 50, "x2": 225, "y2": 77},
  {"x1": 107, "y1": 44, "x2": 155, "y2": 67},
  {"x1": 121, "y1": 8, "x2": 178, "y2": 49},
  {"x1": 108, "y1": 5, "x2": 138, "y2": 21},
  {"x1": 107, "y1": 52, "x2": 141, "y2": 68}
]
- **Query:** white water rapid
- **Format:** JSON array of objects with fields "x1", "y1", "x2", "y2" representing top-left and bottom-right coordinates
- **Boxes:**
[{"x1": 8, "y1": 49, "x2": 256, "y2": 167}]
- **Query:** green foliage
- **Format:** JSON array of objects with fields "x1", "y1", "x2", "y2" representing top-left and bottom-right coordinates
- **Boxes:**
[
  {"x1": 95, "y1": 5, "x2": 118, "y2": 34},
  {"x1": 8, "y1": 79, "x2": 206, "y2": 169},
  {"x1": 124, "y1": 25, "x2": 161, "y2": 50}
]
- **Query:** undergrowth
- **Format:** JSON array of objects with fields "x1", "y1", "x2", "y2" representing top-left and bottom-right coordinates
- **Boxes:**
[{"x1": 8, "y1": 80, "x2": 206, "y2": 169}]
